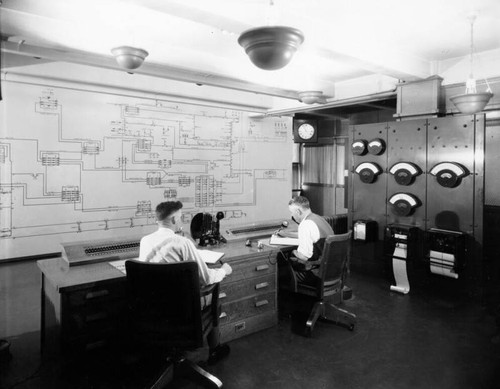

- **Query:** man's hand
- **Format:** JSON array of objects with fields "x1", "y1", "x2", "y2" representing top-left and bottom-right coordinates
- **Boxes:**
[
  {"x1": 221, "y1": 263, "x2": 233, "y2": 276},
  {"x1": 274, "y1": 228, "x2": 284, "y2": 236}
]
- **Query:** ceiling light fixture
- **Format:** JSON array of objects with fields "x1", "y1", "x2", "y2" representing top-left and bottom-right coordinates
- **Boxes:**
[
  {"x1": 111, "y1": 46, "x2": 149, "y2": 70},
  {"x1": 238, "y1": 1, "x2": 304, "y2": 71},
  {"x1": 450, "y1": 16, "x2": 493, "y2": 115},
  {"x1": 298, "y1": 91, "x2": 325, "y2": 104}
]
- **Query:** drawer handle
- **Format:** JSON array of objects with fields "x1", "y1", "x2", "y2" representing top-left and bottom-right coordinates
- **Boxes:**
[
  {"x1": 255, "y1": 282, "x2": 269, "y2": 290},
  {"x1": 85, "y1": 339, "x2": 107, "y2": 351},
  {"x1": 255, "y1": 299, "x2": 269, "y2": 307},
  {"x1": 219, "y1": 292, "x2": 227, "y2": 299},
  {"x1": 219, "y1": 312, "x2": 227, "y2": 319},
  {"x1": 85, "y1": 290, "x2": 109, "y2": 300},
  {"x1": 256, "y1": 264, "x2": 269, "y2": 271},
  {"x1": 85, "y1": 312, "x2": 108, "y2": 323}
]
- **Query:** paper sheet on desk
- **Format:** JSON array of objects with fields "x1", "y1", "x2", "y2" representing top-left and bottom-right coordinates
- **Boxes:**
[
  {"x1": 109, "y1": 251, "x2": 224, "y2": 273},
  {"x1": 269, "y1": 235, "x2": 299, "y2": 246},
  {"x1": 197, "y1": 249, "x2": 225, "y2": 264},
  {"x1": 109, "y1": 259, "x2": 127, "y2": 274}
]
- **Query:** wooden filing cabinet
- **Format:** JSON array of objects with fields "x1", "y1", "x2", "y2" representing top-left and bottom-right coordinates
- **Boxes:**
[
  {"x1": 60, "y1": 281, "x2": 126, "y2": 353},
  {"x1": 38, "y1": 260, "x2": 127, "y2": 355},
  {"x1": 219, "y1": 252, "x2": 278, "y2": 343}
]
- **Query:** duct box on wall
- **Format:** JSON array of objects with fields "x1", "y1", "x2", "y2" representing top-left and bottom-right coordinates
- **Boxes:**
[{"x1": 394, "y1": 76, "x2": 445, "y2": 120}]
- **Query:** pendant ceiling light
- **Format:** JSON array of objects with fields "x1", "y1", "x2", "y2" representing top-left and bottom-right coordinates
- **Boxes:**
[
  {"x1": 298, "y1": 91, "x2": 326, "y2": 104},
  {"x1": 450, "y1": 16, "x2": 493, "y2": 115},
  {"x1": 238, "y1": 1, "x2": 304, "y2": 70},
  {"x1": 111, "y1": 46, "x2": 149, "y2": 70}
]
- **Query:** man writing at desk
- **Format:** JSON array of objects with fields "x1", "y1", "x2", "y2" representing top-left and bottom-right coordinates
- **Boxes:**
[
  {"x1": 277, "y1": 196, "x2": 334, "y2": 284},
  {"x1": 139, "y1": 201, "x2": 232, "y2": 364}
]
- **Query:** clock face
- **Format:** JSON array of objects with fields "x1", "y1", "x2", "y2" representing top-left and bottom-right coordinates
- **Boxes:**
[{"x1": 298, "y1": 123, "x2": 315, "y2": 140}]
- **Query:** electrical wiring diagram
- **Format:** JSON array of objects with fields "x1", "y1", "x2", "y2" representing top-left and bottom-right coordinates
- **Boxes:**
[{"x1": 0, "y1": 83, "x2": 293, "y2": 259}]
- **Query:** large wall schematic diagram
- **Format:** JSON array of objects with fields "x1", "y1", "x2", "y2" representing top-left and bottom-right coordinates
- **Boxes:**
[{"x1": 0, "y1": 82, "x2": 293, "y2": 259}]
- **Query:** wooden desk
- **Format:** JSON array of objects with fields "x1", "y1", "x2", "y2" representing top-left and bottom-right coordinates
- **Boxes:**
[{"x1": 37, "y1": 241, "x2": 291, "y2": 354}]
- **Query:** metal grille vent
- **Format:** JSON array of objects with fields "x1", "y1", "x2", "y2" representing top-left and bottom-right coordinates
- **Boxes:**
[
  {"x1": 229, "y1": 223, "x2": 282, "y2": 235},
  {"x1": 84, "y1": 241, "x2": 140, "y2": 257}
]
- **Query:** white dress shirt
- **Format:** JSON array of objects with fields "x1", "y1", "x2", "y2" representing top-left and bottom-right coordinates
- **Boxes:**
[
  {"x1": 296, "y1": 219, "x2": 321, "y2": 259},
  {"x1": 139, "y1": 227, "x2": 227, "y2": 286}
]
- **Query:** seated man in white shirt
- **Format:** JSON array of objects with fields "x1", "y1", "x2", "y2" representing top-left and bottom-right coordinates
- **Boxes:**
[
  {"x1": 139, "y1": 201, "x2": 232, "y2": 365},
  {"x1": 278, "y1": 196, "x2": 334, "y2": 285}
]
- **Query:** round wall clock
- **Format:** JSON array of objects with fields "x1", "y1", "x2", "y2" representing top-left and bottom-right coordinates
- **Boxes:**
[
  {"x1": 293, "y1": 120, "x2": 318, "y2": 143},
  {"x1": 298, "y1": 123, "x2": 315, "y2": 140}
]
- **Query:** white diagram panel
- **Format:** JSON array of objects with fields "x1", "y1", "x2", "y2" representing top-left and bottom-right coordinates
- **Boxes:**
[{"x1": 0, "y1": 82, "x2": 293, "y2": 260}]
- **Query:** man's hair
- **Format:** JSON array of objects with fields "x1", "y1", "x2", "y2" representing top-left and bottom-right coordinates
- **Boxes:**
[
  {"x1": 155, "y1": 201, "x2": 183, "y2": 221},
  {"x1": 288, "y1": 196, "x2": 310, "y2": 209}
]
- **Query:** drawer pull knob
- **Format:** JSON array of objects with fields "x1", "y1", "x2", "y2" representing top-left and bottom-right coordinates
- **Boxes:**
[
  {"x1": 85, "y1": 290, "x2": 109, "y2": 299},
  {"x1": 255, "y1": 299, "x2": 269, "y2": 307},
  {"x1": 256, "y1": 264, "x2": 269, "y2": 271},
  {"x1": 85, "y1": 312, "x2": 108, "y2": 322},
  {"x1": 219, "y1": 292, "x2": 227, "y2": 299},
  {"x1": 85, "y1": 339, "x2": 107, "y2": 351},
  {"x1": 255, "y1": 282, "x2": 269, "y2": 290},
  {"x1": 219, "y1": 312, "x2": 227, "y2": 318}
]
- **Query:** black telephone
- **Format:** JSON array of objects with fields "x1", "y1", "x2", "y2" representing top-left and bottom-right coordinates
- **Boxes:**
[{"x1": 190, "y1": 211, "x2": 226, "y2": 246}]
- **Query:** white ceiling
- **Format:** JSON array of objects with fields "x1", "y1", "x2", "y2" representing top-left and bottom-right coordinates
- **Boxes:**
[{"x1": 1, "y1": 0, "x2": 500, "y2": 108}]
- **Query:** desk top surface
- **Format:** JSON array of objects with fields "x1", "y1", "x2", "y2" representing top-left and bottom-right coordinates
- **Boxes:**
[{"x1": 38, "y1": 238, "x2": 294, "y2": 292}]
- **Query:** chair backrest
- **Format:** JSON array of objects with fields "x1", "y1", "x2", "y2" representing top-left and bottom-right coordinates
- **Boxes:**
[
  {"x1": 125, "y1": 260, "x2": 204, "y2": 350},
  {"x1": 317, "y1": 231, "x2": 352, "y2": 298}
]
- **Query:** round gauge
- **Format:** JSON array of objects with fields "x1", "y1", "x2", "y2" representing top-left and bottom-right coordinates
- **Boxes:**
[
  {"x1": 367, "y1": 138, "x2": 386, "y2": 155},
  {"x1": 298, "y1": 123, "x2": 316, "y2": 140},
  {"x1": 352, "y1": 139, "x2": 368, "y2": 156}
]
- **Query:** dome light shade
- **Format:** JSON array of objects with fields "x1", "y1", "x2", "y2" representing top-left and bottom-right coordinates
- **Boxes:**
[
  {"x1": 238, "y1": 26, "x2": 304, "y2": 70},
  {"x1": 298, "y1": 91, "x2": 325, "y2": 104},
  {"x1": 450, "y1": 92, "x2": 493, "y2": 115},
  {"x1": 449, "y1": 16, "x2": 493, "y2": 115},
  {"x1": 111, "y1": 46, "x2": 149, "y2": 70}
]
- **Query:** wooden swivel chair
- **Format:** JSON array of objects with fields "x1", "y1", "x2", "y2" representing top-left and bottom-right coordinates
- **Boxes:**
[
  {"x1": 283, "y1": 232, "x2": 356, "y2": 336},
  {"x1": 125, "y1": 260, "x2": 223, "y2": 389}
]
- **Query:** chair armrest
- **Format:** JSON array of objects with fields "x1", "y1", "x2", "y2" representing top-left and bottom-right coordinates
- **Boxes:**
[
  {"x1": 200, "y1": 283, "x2": 218, "y2": 297},
  {"x1": 291, "y1": 257, "x2": 320, "y2": 271},
  {"x1": 200, "y1": 283, "x2": 221, "y2": 327}
]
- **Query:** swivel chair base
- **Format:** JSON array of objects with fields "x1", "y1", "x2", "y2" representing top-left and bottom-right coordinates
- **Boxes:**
[
  {"x1": 151, "y1": 354, "x2": 222, "y2": 389},
  {"x1": 305, "y1": 301, "x2": 356, "y2": 337}
]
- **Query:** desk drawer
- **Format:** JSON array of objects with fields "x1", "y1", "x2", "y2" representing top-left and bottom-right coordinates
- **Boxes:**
[
  {"x1": 218, "y1": 291, "x2": 275, "y2": 326},
  {"x1": 219, "y1": 274, "x2": 275, "y2": 303},
  {"x1": 66, "y1": 302, "x2": 125, "y2": 333},
  {"x1": 223, "y1": 256, "x2": 275, "y2": 284},
  {"x1": 65, "y1": 330, "x2": 116, "y2": 353},
  {"x1": 65, "y1": 282, "x2": 126, "y2": 308},
  {"x1": 220, "y1": 310, "x2": 277, "y2": 343}
]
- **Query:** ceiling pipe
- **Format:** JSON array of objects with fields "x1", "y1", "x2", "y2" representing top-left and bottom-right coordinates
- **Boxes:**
[
  {"x1": 264, "y1": 90, "x2": 397, "y2": 117},
  {"x1": 0, "y1": 39, "x2": 299, "y2": 100}
]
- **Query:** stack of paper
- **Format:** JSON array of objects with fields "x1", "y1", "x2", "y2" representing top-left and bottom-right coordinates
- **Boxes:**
[
  {"x1": 269, "y1": 235, "x2": 299, "y2": 246},
  {"x1": 197, "y1": 249, "x2": 225, "y2": 264}
]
